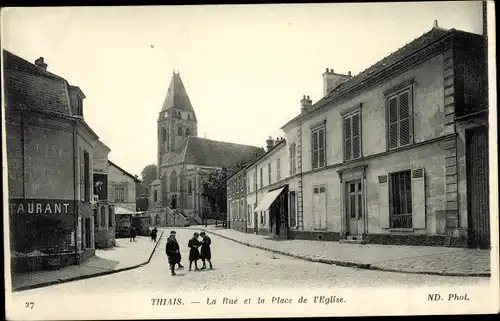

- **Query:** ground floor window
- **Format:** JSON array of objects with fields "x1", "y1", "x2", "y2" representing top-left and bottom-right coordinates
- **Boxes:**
[{"x1": 390, "y1": 170, "x2": 412, "y2": 228}]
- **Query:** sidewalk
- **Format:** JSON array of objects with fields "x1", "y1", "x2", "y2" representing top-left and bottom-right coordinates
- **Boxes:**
[
  {"x1": 189, "y1": 226, "x2": 490, "y2": 277},
  {"x1": 11, "y1": 231, "x2": 164, "y2": 292}
]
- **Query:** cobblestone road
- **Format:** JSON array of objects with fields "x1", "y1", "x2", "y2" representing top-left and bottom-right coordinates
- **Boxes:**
[{"x1": 11, "y1": 229, "x2": 489, "y2": 300}]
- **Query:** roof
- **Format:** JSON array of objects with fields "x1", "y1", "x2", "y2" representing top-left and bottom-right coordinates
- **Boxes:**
[
  {"x1": 161, "y1": 136, "x2": 265, "y2": 168},
  {"x1": 3, "y1": 50, "x2": 73, "y2": 116},
  {"x1": 160, "y1": 71, "x2": 197, "y2": 121},
  {"x1": 108, "y1": 160, "x2": 141, "y2": 183},
  {"x1": 244, "y1": 138, "x2": 286, "y2": 170},
  {"x1": 282, "y1": 27, "x2": 479, "y2": 129}
]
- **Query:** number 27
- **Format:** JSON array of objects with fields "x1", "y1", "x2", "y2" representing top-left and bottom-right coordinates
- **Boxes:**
[{"x1": 25, "y1": 302, "x2": 34, "y2": 309}]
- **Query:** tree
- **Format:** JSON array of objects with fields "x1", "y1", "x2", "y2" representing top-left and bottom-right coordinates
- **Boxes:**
[
  {"x1": 201, "y1": 166, "x2": 229, "y2": 227},
  {"x1": 135, "y1": 164, "x2": 157, "y2": 210}
]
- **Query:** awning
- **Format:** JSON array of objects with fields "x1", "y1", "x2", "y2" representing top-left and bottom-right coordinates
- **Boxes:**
[{"x1": 254, "y1": 187, "x2": 285, "y2": 212}]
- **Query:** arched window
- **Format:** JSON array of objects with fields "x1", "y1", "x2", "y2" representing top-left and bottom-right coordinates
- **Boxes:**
[
  {"x1": 187, "y1": 114, "x2": 191, "y2": 121},
  {"x1": 154, "y1": 190, "x2": 158, "y2": 202},
  {"x1": 166, "y1": 134, "x2": 170, "y2": 150},
  {"x1": 170, "y1": 171, "x2": 178, "y2": 192},
  {"x1": 161, "y1": 128, "x2": 167, "y2": 142},
  {"x1": 100, "y1": 206, "x2": 106, "y2": 228},
  {"x1": 185, "y1": 128, "x2": 191, "y2": 137},
  {"x1": 177, "y1": 127, "x2": 183, "y2": 136},
  {"x1": 188, "y1": 180, "x2": 193, "y2": 195}
]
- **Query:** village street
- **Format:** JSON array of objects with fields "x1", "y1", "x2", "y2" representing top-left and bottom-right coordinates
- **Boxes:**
[{"x1": 11, "y1": 229, "x2": 489, "y2": 302}]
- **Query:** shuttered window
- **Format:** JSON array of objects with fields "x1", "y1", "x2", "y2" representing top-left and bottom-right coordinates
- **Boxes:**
[
  {"x1": 268, "y1": 163, "x2": 272, "y2": 185},
  {"x1": 389, "y1": 170, "x2": 412, "y2": 228},
  {"x1": 115, "y1": 187, "x2": 125, "y2": 202},
  {"x1": 260, "y1": 168, "x2": 263, "y2": 188},
  {"x1": 344, "y1": 112, "x2": 361, "y2": 161},
  {"x1": 289, "y1": 143, "x2": 297, "y2": 175},
  {"x1": 387, "y1": 89, "x2": 412, "y2": 150},
  {"x1": 312, "y1": 126, "x2": 326, "y2": 170},
  {"x1": 277, "y1": 158, "x2": 281, "y2": 181}
]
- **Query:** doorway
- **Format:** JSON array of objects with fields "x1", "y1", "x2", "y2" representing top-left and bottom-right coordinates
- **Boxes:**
[
  {"x1": 346, "y1": 180, "x2": 363, "y2": 236},
  {"x1": 466, "y1": 125, "x2": 490, "y2": 249},
  {"x1": 171, "y1": 194, "x2": 177, "y2": 209},
  {"x1": 84, "y1": 218, "x2": 92, "y2": 248}
]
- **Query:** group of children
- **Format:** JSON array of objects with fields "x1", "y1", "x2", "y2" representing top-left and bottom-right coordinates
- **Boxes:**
[{"x1": 165, "y1": 230, "x2": 213, "y2": 276}]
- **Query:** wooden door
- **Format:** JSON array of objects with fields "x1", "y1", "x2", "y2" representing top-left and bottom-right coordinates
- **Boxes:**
[
  {"x1": 466, "y1": 125, "x2": 490, "y2": 249},
  {"x1": 313, "y1": 186, "x2": 326, "y2": 228}
]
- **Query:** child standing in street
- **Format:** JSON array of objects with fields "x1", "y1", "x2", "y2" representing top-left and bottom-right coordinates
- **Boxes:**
[
  {"x1": 199, "y1": 231, "x2": 213, "y2": 270},
  {"x1": 165, "y1": 231, "x2": 181, "y2": 276},
  {"x1": 188, "y1": 232, "x2": 201, "y2": 271}
]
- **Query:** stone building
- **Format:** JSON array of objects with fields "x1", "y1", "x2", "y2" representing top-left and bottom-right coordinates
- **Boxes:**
[
  {"x1": 108, "y1": 161, "x2": 141, "y2": 235},
  {"x1": 4, "y1": 50, "x2": 99, "y2": 272},
  {"x1": 227, "y1": 167, "x2": 247, "y2": 233},
  {"x1": 148, "y1": 71, "x2": 264, "y2": 226},
  {"x1": 279, "y1": 24, "x2": 488, "y2": 247}
]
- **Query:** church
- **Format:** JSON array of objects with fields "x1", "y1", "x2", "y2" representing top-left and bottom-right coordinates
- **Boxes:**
[{"x1": 148, "y1": 71, "x2": 265, "y2": 226}]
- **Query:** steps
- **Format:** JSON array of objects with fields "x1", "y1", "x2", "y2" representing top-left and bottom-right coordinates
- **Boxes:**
[{"x1": 339, "y1": 235, "x2": 367, "y2": 245}]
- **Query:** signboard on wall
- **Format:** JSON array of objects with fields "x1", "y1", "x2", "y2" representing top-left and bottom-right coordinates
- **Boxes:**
[
  {"x1": 8, "y1": 198, "x2": 76, "y2": 256},
  {"x1": 93, "y1": 174, "x2": 108, "y2": 201},
  {"x1": 93, "y1": 156, "x2": 108, "y2": 174}
]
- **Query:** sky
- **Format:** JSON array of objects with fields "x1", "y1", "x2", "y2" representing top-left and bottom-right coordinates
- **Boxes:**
[{"x1": 2, "y1": 2, "x2": 484, "y2": 178}]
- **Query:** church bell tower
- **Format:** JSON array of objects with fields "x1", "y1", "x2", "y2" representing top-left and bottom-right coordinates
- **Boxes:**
[{"x1": 157, "y1": 71, "x2": 198, "y2": 174}]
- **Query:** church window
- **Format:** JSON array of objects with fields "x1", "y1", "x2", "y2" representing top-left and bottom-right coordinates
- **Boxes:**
[
  {"x1": 177, "y1": 127, "x2": 183, "y2": 136},
  {"x1": 154, "y1": 190, "x2": 158, "y2": 202},
  {"x1": 162, "y1": 128, "x2": 167, "y2": 142},
  {"x1": 187, "y1": 114, "x2": 191, "y2": 121},
  {"x1": 185, "y1": 128, "x2": 191, "y2": 137},
  {"x1": 170, "y1": 171, "x2": 178, "y2": 192},
  {"x1": 188, "y1": 180, "x2": 193, "y2": 195}
]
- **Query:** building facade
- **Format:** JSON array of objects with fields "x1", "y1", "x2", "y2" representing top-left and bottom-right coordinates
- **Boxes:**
[
  {"x1": 227, "y1": 168, "x2": 247, "y2": 233},
  {"x1": 4, "y1": 50, "x2": 99, "y2": 272},
  {"x1": 92, "y1": 141, "x2": 115, "y2": 248},
  {"x1": 280, "y1": 25, "x2": 488, "y2": 247},
  {"x1": 227, "y1": 25, "x2": 489, "y2": 249},
  {"x1": 108, "y1": 161, "x2": 141, "y2": 236}
]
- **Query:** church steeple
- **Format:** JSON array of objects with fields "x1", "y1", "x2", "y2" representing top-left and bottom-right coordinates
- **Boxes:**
[
  {"x1": 160, "y1": 71, "x2": 197, "y2": 121},
  {"x1": 157, "y1": 71, "x2": 198, "y2": 172}
]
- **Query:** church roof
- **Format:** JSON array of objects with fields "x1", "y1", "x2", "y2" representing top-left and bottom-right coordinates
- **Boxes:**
[
  {"x1": 160, "y1": 71, "x2": 197, "y2": 121},
  {"x1": 162, "y1": 136, "x2": 265, "y2": 168}
]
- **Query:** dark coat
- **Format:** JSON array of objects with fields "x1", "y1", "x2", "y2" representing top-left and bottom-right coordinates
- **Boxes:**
[
  {"x1": 130, "y1": 227, "x2": 137, "y2": 237},
  {"x1": 188, "y1": 238, "x2": 201, "y2": 261},
  {"x1": 165, "y1": 237, "x2": 181, "y2": 264},
  {"x1": 151, "y1": 229, "x2": 158, "y2": 239},
  {"x1": 200, "y1": 236, "x2": 212, "y2": 260}
]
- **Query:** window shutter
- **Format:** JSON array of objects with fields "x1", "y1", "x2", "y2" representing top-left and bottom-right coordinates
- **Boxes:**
[
  {"x1": 352, "y1": 113, "x2": 360, "y2": 159},
  {"x1": 378, "y1": 175, "x2": 390, "y2": 228},
  {"x1": 411, "y1": 167, "x2": 426, "y2": 229},
  {"x1": 399, "y1": 91, "x2": 411, "y2": 146},
  {"x1": 388, "y1": 97, "x2": 398, "y2": 149}
]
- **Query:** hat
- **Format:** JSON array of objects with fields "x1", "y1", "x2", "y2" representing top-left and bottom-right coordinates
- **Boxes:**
[{"x1": 170, "y1": 231, "x2": 176, "y2": 235}]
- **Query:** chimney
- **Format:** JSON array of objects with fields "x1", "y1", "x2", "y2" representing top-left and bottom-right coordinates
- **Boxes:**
[
  {"x1": 266, "y1": 136, "x2": 275, "y2": 151},
  {"x1": 35, "y1": 57, "x2": 47, "y2": 70},
  {"x1": 433, "y1": 20, "x2": 439, "y2": 28},
  {"x1": 300, "y1": 95, "x2": 313, "y2": 113},
  {"x1": 322, "y1": 68, "x2": 352, "y2": 96}
]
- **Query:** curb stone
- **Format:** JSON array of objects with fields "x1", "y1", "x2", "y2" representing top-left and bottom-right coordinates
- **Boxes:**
[
  {"x1": 13, "y1": 231, "x2": 165, "y2": 292},
  {"x1": 187, "y1": 227, "x2": 490, "y2": 278}
]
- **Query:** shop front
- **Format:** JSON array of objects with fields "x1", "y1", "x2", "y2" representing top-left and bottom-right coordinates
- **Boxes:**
[
  {"x1": 9, "y1": 198, "x2": 77, "y2": 273},
  {"x1": 254, "y1": 185, "x2": 289, "y2": 239}
]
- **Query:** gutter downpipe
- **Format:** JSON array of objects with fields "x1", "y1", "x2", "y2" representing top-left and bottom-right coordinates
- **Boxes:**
[
  {"x1": 255, "y1": 164, "x2": 258, "y2": 235},
  {"x1": 299, "y1": 121, "x2": 304, "y2": 232},
  {"x1": 73, "y1": 121, "x2": 79, "y2": 265}
]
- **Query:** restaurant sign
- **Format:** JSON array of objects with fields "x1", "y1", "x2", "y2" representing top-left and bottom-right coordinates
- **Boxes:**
[{"x1": 9, "y1": 198, "x2": 75, "y2": 215}]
